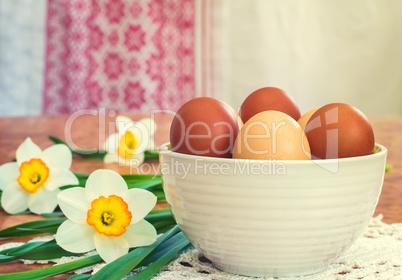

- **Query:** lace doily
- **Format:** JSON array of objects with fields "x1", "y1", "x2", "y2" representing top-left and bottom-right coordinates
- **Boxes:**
[
  {"x1": 1, "y1": 215, "x2": 401, "y2": 279},
  {"x1": 154, "y1": 215, "x2": 402, "y2": 280}
]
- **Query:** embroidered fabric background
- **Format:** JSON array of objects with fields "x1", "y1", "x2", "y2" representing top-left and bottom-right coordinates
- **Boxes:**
[{"x1": 44, "y1": 0, "x2": 196, "y2": 114}]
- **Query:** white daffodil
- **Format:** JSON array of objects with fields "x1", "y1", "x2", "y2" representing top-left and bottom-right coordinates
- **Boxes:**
[
  {"x1": 55, "y1": 169, "x2": 157, "y2": 263},
  {"x1": 0, "y1": 137, "x2": 78, "y2": 214},
  {"x1": 104, "y1": 116, "x2": 157, "y2": 166}
]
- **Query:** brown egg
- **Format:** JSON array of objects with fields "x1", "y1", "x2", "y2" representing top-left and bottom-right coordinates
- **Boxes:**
[
  {"x1": 233, "y1": 111, "x2": 311, "y2": 160},
  {"x1": 239, "y1": 87, "x2": 301, "y2": 123},
  {"x1": 304, "y1": 103, "x2": 375, "y2": 159},
  {"x1": 170, "y1": 97, "x2": 241, "y2": 158},
  {"x1": 297, "y1": 107, "x2": 320, "y2": 130},
  {"x1": 222, "y1": 101, "x2": 244, "y2": 130}
]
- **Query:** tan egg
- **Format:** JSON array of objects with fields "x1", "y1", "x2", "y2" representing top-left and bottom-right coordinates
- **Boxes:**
[
  {"x1": 233, "y1": 111, "x2": 311, "y2": 160},
  {"x1": 297, "y1": 107, "x2": 320, "y2": 131}
]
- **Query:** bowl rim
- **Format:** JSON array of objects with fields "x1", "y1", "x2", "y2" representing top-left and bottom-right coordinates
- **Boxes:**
[{"x1": 159, "y1": 143, "x2": 387, "y2": 165}]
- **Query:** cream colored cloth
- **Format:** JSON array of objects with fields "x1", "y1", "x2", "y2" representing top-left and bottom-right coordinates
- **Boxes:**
[
  {"x1": 1, "y1": 215, "x2": 401, "y2": 279},
  {"x1": 206, "y1": 0, "x2": 402, "y2": 115}
]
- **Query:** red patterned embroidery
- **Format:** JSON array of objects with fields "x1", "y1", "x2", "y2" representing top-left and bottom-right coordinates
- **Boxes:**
[
  {"x1": 124, "y1": 82, "x2": 146, "y2": 109},
  {"x1": 105, "y1": 0, "x2": 125, "y2": 24},
  {"x1": 108, "y1": 29, "x2": 119, "y2": 46},
  {"x1": 104, "y1": 52, "x2": 124, "y2": 80},
  {"x1": 128, "y1": 57, "x2": 140, "y2": 75},
  {"x1": 91, "y1": 26, "x2": 104, "y2": 50},
  {"x1": 44, "y1": 0, "x2": 196, "y2": 114},
  {"x1": 108, "y1": 86, "x2": 119, "y2": 104},
  {"x1": 124, "y1": 24, "x2": 146, "y2": 52},
  {"x1": 130, "y1": 2, "x2": 142, "y2": 18}
]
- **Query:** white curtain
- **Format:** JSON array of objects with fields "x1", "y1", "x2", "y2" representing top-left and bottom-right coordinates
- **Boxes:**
[
  {"x1": 211, "y1": 0, "x2": 402, "y2": 115},
  {"x1": 0, "y1": 0, "x2": 46, "y2": 116}
]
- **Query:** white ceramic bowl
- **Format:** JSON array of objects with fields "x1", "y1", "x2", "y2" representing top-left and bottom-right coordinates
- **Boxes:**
[{"x1": 159, "y1": 143, "x2": 387, "y2": 277}]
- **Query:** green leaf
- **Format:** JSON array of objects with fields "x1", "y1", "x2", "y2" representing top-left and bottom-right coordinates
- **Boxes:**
[
  {"x1": 6, "y1": 241, "x2": 46, "y2": 256},
  {"x1": 385, "y1": 164, "x2": 392, "y2": 172},
  {"x1": 12, "y1": 211, "x2": 31, "y2": 215},
  {"x1": 143, "y1": 210, "x2": 173, "y2": 224},
  {"x1": 50, "y1": 135, "x2": 159, "y2": 160},
  {"x1": 0, "y1": 240, "x2": 77, "y2": 264},
  {"x1": 49, "y1": 136, "x2": 106, "y2": 159},
  {"x1": 73, "y1": 150, "x2": 107, "y2": 159},
  {"x1": 60, "y1": 183, "x2": 86, "y2": 191},
  {"x1": 0, "y1": 219, "x2": 65, "y2": 238},
  {"x1": 0, "y1": 255, "x2": 15, "y2": 262},
  {"x1": 127, "y1": 180, "x2": 162, "y2": 190},
  {"x1": 130, "y1": 232, "x2": 190, "y2": 280},
  {"x1": 14, "y1": 240, "x2": 77, "y2": 261},
  {"x1": 73, "y1": 173, "x2": 90, "y2": 179},
  {"x1": 152, "y1": 190, "x2": 166, "y2": 202},
  {"x1": 0, "y1": 254, "x2": 102, "y2": 280},
  {"x1": 152, "y1": 220, "x2": 177, "y2": 232},
  {"x1": 0, "y1": 209, "x2": 171, "y2": 239},
  {"x1": 41, "y1": 212, "x2": 65, "y2": 218},
  {"x1": 9, "y1": 226, "x2": 60, "y2": 235},
  {"x1": 89, "y1": 225, "x2": 181, "y2": 280},
  {"x1": 144, "y1": 151, "x2": 159, "y2": 160},
  {"x1": 73, "y1": 173, "x2": 161, "y2": 186},
  {"x1": 48, "y1": 135, "x2": 71, "y2": 149},
  {"x1": 68, "y1": 275, "x2": 91, "y2": 280},
  {"x1": 137, "y1": 230, "x2": 189, "y2": 267},
  {"x1": 121, "y1": 174, "x2": 161, "y2": 181}
]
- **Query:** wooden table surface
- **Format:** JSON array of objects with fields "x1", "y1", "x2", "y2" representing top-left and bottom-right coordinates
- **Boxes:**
[{"x1": 0, "y1": 113, "x2": 401, "y2": 278}]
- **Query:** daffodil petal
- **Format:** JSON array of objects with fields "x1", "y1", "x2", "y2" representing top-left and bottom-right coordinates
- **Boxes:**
[
  {"x1": 0, "y1": 162, "x2": 19, "y2": 190},
  {"x1": 1, "y1": 181, "x2": 29, "y2": 214},
  {"x1": 94, "y1": 233, "x2": 129, "y2": 263},
  {"x1": 104, "y1": 133, "x2": 119, "y2": 153},
  {"x1": 115, "y1": 115, "x2": 134, "y2": 133},
  {"x1": 124, "y1": 152, "x2": 145, "y2": 166},
  {"x1": 58, "y1": 187, "x2": 91, "y2": 224},
  {"x1": 124, "y1": 219, "x2": 157, "y2": 248},
  {"x1": 103, "y1": 153, "x2": 119, "y2": 164},
  {"x1": 42, "y1": 144, "x2": 72, "y2": 169},
  {"x1": 85, "y1": 169, "x2": 128, "y2": 197},
  {"x1": 121, "y1": 188, "x2": 157, "y2": 223},
  {"x1": 56, "y1": 220, "x2": 96, "y2": 253},
  {"x1": 46, "y1": 169, "x2": 79, "y2": 191},
  {"x1": 139, "y1": 117, "x2": 157, "y2": 136},
  {"x1": 16, "y1": 138, "x2": 43, "y2": 165},
  {"x1": 147, "y1": 139, "x2": 156, "y2": 151},
  {"x1": 28, "y1": 187, "x2": 59, "y2": 214},
  {"x1": 129, "y1": 124, "x2": 148, "y2": 154}
]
